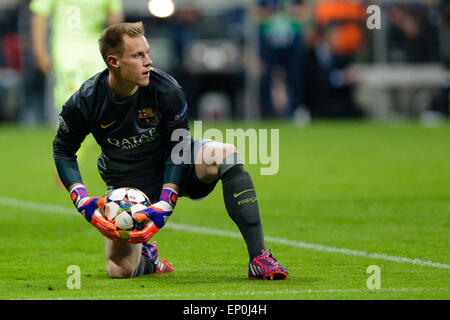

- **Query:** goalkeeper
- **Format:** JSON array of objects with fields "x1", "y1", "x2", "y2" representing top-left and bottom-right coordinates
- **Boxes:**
[{"x1": 53, "y1": 22, "x2": 288, "y2": 280}]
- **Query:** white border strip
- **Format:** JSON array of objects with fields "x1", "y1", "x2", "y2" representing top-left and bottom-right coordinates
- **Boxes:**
[
  {"x1": 31, "y1": 287, "x2": 450, "y2": 300},
  {"x1": 1, "y1": 196, "x2": 449, "y2": 269}
]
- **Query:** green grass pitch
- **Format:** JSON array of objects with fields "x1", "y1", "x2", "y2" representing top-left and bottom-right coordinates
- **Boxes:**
[{"x1": 0, "y1": 121, "x2": 448, "y2": 300}]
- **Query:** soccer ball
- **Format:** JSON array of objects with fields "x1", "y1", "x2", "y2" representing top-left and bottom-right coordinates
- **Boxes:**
[{"x1": 100, "y1": 187, "x2": 151, "y2": 238}]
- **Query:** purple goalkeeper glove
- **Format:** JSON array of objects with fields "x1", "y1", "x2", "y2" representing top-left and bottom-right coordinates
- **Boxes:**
[
  {"x1": 133, "y1": 188, "x2": 178, "y2": 228},
  {"x1": 70, "y1": 184, "x2": 119, "y2": 241}
]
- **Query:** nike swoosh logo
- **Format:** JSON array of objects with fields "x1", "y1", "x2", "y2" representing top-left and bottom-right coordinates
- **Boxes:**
[
  {"x1": 233, "y1": 189, "x2": 254, "y2": 198},
  {"x1": 101, "y1": 120, "x2": 117, "y2": 129}
]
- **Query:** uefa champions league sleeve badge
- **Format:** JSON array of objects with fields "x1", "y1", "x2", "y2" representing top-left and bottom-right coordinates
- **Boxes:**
[{"x1": 58, "y1": 115, "x2": 69, "y2": 133}]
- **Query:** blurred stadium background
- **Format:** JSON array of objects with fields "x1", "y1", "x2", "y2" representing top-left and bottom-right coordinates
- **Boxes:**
[{"x1": 0, "y1": 0, "x2": 448, "y2": 125}]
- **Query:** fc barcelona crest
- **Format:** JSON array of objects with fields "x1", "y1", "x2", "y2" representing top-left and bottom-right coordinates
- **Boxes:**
[{"x1": 137, "y1": 108, "x2": 155, "y2": 126}]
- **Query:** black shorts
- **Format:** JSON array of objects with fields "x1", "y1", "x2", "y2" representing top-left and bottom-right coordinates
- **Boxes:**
[
  {"x1": 179, "y1": 139, "x2": 218, "y2": 200},
  {"x1": 107, "y1": 139, "x2": 218, "y2": 202}
]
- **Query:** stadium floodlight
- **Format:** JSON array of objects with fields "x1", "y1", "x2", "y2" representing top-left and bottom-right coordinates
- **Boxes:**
[{"x1": 148, "y1": 0, "x2": 175, "y2": 18}]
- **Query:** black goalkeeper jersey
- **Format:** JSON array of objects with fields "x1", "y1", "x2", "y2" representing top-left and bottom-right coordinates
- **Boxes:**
[{"x1": 53, "y1": 67, "x2": 190, "y2": 200}]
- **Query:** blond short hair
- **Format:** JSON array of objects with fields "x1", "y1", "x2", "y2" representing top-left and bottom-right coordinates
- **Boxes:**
[{"x1": 98, "y1": 21, "x2": 145, "y2": 66}]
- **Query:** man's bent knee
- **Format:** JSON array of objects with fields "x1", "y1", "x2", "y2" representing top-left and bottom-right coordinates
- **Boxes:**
[
  {"x1": 198, "y1": 142, "x2": 237, "y2": 166},
  {"x1": 196, "y1": 142, "x2": 240, "y2": 183}
]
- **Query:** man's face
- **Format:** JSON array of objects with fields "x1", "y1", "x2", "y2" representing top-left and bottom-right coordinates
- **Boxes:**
[{"x1": 116, "y1": 34, "x2": 152, "y2": 87}]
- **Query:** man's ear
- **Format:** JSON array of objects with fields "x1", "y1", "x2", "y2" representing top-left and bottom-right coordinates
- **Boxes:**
[{"x1": 107, "y1": 54, "x2": 119, "y2": 69}]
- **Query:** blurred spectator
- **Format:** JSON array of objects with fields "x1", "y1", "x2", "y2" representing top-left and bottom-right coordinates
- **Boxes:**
[
  {"x1": 0, "y1": 1, "x2": 22, "y2": 122},
  {"x1": 254, "y1": 0, "x2": 307, "y2": 119},
  {"x1": 314, "y1": 0, "x2": 365, "y2": 56},
  {"x1": 13, "y1": 0, "x2": 47, "y2": 126},
  {"x1": 387, "y1": 2, "x2": 439, "y2": 63},
  {"x1": 440, "y1": 0, "x2": 450, "y2": 67},
  {"x1": 30, "y1": 0, "x2": 123, "y2": 120},
  {"x1": 170, "y1": 3, "x2": 198, "y2": 116},
  {"x1": 172, "y1": 4, "x2": 198, "y2": 71},
  {"x1": 303, "y1": 0, "x2": 365, "y2": 118},
  {"x1": 421, "y1": 0, "x2": 450, "y2": 122},
  {"x1": 171, "y1": 5, "x2": 245, "y2": 120}
]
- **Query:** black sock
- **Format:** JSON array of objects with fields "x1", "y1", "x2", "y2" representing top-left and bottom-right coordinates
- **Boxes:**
[
  {"x1": 132, "y1": 254, "x2": 155, "y2": 278},
  {"x1": 220, "y1": 163, "x2": 265, "y2": 260}
]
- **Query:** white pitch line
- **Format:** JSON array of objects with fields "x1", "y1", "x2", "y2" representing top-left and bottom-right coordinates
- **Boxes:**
[
  {"x1": 0, "y1": 196, "x2": 449, "y2": 270},
  {"x1": 34, "y1": 287, "x2": 450, "y2": 300}
]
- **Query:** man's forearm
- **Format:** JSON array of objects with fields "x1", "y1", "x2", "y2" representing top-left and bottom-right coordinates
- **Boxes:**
[
  {"x1": 163, "y1": 164, "x2": 187, "y2": 189},
  {"x1": 107, "y1": 12, "x2": 124, "y2": 25},
  {"x1": 31, "y1": 13, "x2": 52, "y2": 74},
  {"x1": 54, "y1": 158, "x2": 83, "y2": 191},
  {"x1": 31, "y1": 14, "x2": 47, "y2": 56}
]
